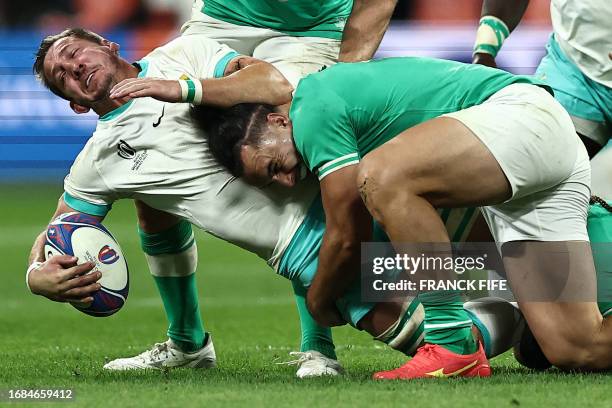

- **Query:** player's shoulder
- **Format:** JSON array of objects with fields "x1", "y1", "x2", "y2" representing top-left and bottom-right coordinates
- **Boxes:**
[
  {"x1": 293, "y1": 68, "x2": 344, "y2": 107},
  {"x1": 148, "y1": 34, "x2": 222, "y2": 61}
]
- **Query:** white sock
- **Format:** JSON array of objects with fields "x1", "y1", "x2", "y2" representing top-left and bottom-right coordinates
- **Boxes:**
[{"x1": 464, "y1": 297, "x2": 523, "y2": 358}]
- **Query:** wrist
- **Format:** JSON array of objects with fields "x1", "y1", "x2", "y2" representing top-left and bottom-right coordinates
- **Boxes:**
[
  {"x1": 473, "y1": 16, "x2": 510, "y2": 58},
  {"x1": 26, "y1": 261, "x2": 43, "y2": 293},
  {"x1": 178, "y1": 78, "x2": 203, "y2": 105}
]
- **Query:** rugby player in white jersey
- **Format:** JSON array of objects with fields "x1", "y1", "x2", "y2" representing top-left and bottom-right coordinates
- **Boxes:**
[
  {"x1": 25, "y1": 28, "x2": 523, "y2": 375},
  {"x1": 472, "y1": 0, "x2": 612, "y2": 368},
  {"x1": 27, "y1": 0, "x2": 399, "y2": 377}
]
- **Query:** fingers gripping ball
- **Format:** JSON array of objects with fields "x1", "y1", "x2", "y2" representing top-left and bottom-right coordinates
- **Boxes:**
[{"x1": 44, "y1": 213, "x2": 129, "y2": 317}]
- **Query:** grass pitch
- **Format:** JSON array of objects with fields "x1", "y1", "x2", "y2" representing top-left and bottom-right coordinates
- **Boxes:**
[{"x1": 1, "y1": 185, "x2": 610, "y2": 407}]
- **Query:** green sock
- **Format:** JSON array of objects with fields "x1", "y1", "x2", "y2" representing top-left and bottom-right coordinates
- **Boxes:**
[
  {"x1": 153, "y1": 274, "x2": 205, "y2": 353},
  {"x1": 419, "y1": 290, "x2": 477, "y2": 355},
  {"x1": 587, "y1": 203, "x2": 612, "y2": 316},
  {"x1": 292, "y1": 280, "x2": 337, "y2": 359},
  {"x1": 140, "y1": 220, "x2": 205, "y2": 353}
]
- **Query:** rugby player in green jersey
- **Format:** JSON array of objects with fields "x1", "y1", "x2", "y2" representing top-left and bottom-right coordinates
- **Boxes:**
[{"x1": 200, "y1": 57, "x2": 612, "y2": 378}]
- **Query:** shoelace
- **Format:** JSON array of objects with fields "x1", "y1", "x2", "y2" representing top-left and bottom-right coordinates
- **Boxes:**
[
  {"x1": 142, "y1": 342, "x2": 176, "y2": 361},
  {"x1": 275, "y1": 351, "x2": 313, "y2": 366},
  {"x1": 400, "y1": 344, "x2": 440, "y2": 372}
]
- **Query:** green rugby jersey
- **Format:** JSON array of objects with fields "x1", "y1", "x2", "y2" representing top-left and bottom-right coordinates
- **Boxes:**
[
  {"x1": 201, "y1": 0, "x2": 353, "y2": 39},
  {"x1": 289, "y1": 57, "x2": 548, "y2": 180}
]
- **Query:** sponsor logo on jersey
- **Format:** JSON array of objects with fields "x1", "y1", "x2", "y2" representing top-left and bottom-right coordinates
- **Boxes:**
[
  {"x1": 117, "y1": 140, "x2": 136, "y2": 160},
  {"x1": 98, "y1": 245, "x2": 120, "y2": 264}
]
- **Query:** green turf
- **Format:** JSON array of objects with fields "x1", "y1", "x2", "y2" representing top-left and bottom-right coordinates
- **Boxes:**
[{"x1": 0, "y1": 185, "x2": 610, "y2": 407}]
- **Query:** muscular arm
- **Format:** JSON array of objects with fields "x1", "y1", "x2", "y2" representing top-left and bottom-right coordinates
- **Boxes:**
[
  {"x1": 480, "y1": 0, "x2": 530, "y2": 32},
  {"x1": 201, "y1": 56, "x2": 293, "y2": 107},
  {"x1": 110, "y1": 56, "x2": 293, "y2": 108},
  {"x1": 306, "y1": 165, "x2": 373, "y2": 326},
  {"x1": 472, "y1": 0, "x2": 530, "y2": 67},
  {"x1": 27, "y1": 195, "x2": 101, "y2": 303},
  {"x1": 339, "y1": 0, "x2": 397, "y2": 62}
]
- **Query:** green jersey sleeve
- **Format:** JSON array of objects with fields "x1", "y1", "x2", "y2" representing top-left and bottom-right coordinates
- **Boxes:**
[{"x1": 290, "y1": 85, "x2": 360, "y2": 181}]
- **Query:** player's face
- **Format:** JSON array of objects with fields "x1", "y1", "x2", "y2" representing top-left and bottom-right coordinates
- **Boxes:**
[
  {"x1": 43, "y1": 37, "x2": 120, "y2": 106},
  {"x1": 239, "y1": 127, "x2": 301, "y2": 188}
]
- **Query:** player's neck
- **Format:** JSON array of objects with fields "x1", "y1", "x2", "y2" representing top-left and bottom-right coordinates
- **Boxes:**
[{"x1": 93, "y1": 61, "x2": 140, "y2": 117}]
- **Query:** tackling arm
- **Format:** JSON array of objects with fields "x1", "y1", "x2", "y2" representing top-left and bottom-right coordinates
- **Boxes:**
[
  {"x1": 26, "y1": 195, "x2": 101, "y2": 303},
  {"x1": 200, "y1": 56, "x2": 293, "y2": 107},
  {"x1": 109, "y1": 56, "x2": 293, "y2": 108},
  {"x1": 472, "y1": 0, "x2": 530, "y2": 67},
  {"x1": 339, "y1": 0, "x2": 397, "y2": 62},
  {"x1": 306, "y1": 165, "x2": 373, "y2": 327}
]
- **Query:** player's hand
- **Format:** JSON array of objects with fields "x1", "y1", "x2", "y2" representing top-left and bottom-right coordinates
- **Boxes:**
[
  {"x1": 109, "y1": 78, "x2": 181, "y2": 102},
  {"x1": 28, "y1": 255, "x2": 101, "y2": 305},
  {"x1": 306, "y1": 293, "x2": 345, "y2": 327},
  {"x1": 472, "y1": 52, "x2": 497, "y2": 68}
]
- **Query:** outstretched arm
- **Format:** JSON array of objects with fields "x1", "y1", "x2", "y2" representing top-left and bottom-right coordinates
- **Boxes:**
[
  {"x1": 109, "y1": 56, "x2": 293, "y2": 108},
  {"x1": 306, "y1": 165, "x2": 373, "y2": 327},
  {"x1": 27, "y1": 195, "x2": 100, "y2": 304},
  {"x1": 472, "y1": 0, "x2": 530, "y2": 67},
  {"x1": 338, "y1": 0, "x2": 397, "y2": 62}
]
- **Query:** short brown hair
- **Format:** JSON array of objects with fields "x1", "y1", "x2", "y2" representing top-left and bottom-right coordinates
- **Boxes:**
[{"x1": 33, "y1": 28, "x2": 105, "y2": 99}]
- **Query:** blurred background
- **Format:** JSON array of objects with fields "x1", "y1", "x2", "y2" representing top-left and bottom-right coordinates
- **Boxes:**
[{"x1": 0, "y1": 0, "x2": 553, "y2": 182}]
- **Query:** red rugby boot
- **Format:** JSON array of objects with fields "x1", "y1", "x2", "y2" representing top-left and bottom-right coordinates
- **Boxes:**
[{"x1": 373, "y1": 341, "x2": 491, "y2": 380}]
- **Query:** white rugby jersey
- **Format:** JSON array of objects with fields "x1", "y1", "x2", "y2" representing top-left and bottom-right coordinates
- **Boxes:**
[
  {"x1": 551, "y1": 0, "x2": 612, "y2": 87},
  {"x1": 63, "y1": 34, "x2": 319, "y2": 269}
]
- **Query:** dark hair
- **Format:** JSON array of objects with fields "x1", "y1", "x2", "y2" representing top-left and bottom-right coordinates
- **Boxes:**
[
  {"x1": 591, "y1": 195, "x2": 612, "y2": 213},
  {"x1": 33, "y1": 28, "x2": 105, "y2": 99},
  {"x1": 190, "y1": 103, "x2": 274, "y2": 176}
]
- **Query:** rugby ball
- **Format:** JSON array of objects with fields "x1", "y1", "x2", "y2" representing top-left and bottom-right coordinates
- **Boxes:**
[{"x1": 44, "y1": 212, "x2": 129, "y2": 317}]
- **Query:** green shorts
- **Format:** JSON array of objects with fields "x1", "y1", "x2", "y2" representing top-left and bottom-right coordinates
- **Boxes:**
[
  {"x1": 535, "y1": 34, "x2": 612, "y2": 145},
  {"x1": 588, "y1": 202, "x2": 612, "y2": 317}
]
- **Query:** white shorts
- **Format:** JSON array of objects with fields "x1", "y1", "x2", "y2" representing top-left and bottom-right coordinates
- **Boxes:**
[
  {"x1": 180, "y1": 1, "x2": 340, "y2": 86},
  {"x1": 444, "y1": 84, "x2": 591, "y2": 243}
]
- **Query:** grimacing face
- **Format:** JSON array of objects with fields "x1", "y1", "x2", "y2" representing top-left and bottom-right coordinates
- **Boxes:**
[
  {"x1": 239, "y1": 116, "x2": 302, "y2": 188},
  {"x1": 43, "y1": 36, "x2": 121, "y2": 106}
]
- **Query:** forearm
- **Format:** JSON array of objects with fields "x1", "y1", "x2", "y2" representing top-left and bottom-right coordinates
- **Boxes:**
[
  {"x1": 201, "y1": 62, "x2": 293, "y2": 108},
  {"x1": 28, "y1": 231, "x2": 47, "y2": 265},
  {"x1": 473, "y1": 0, "x2": 529, "y2": 65},
  {"x1": 307, "y1": 230, "x2": 361, "y2": 325},
  {"x1": 338, "y1": 0, "x2": 397, "y2": 62},
  {"x1": 480, "y1": 0, "x2": 530, "y2": 32}
]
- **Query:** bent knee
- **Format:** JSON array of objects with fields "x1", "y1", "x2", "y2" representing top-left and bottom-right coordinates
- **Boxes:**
[
  {"x1": 542, "y1": 339, "x2": 603, "y2": 370},
  {"x1": 357, "y1": 157, "x2": 414, "y2": 205}
]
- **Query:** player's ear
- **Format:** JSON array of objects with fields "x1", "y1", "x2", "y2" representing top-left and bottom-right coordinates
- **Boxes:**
[
  {"x1": 101, "y1": 39, "x2": 120, "y2": 55},
  {"x1": 70, "y1": 101, "x2": 90, "y2": 114},
  {"x1": 266, "y1": 112, "x2": 289, "y2": 128}
]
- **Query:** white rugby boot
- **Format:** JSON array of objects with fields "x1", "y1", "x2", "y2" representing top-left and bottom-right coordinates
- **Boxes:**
[
  {"x1": 281, "y1": 351, "x2": 344, "y2": 378},
  {"x1": 103, "y1": 335, "x2": 216, "y2": 370}
]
